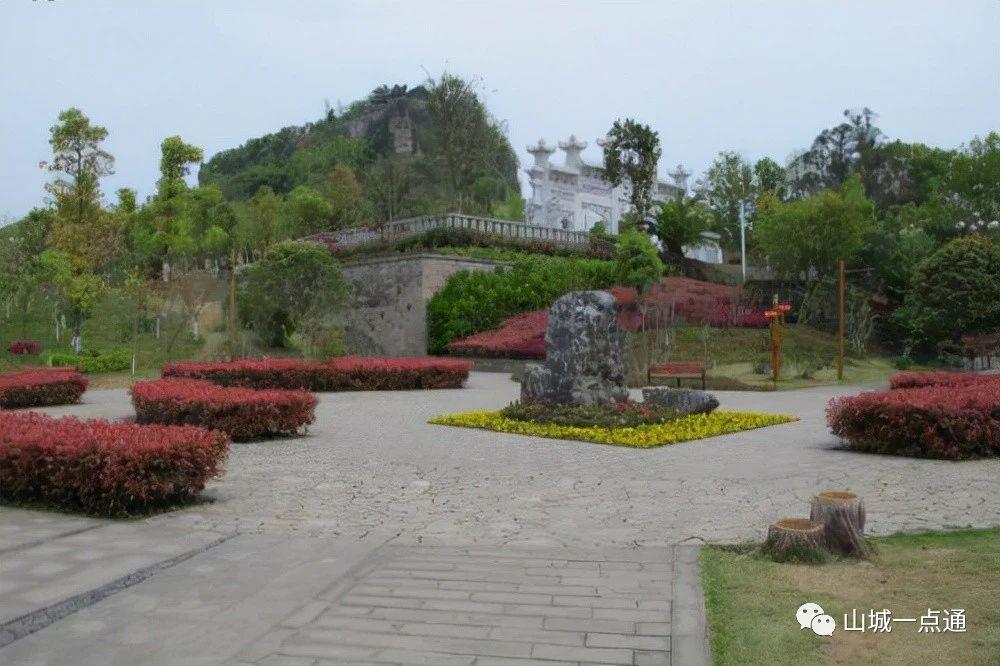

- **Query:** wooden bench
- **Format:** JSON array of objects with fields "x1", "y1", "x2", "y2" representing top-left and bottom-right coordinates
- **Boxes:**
[{"x1": 648, "y1": 361, "x2": 706, "y2": 389}]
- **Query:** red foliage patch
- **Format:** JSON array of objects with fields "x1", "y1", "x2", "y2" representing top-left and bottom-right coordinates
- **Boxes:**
[
  {"x1": 162, "y1": 356, "x2": 471, "y2": 391},
  {"x1": 447, "y1": 277, "x2": 760, "y2": 359},
  {"x1": 888, "y1": 370, "x2": 994, "y2": 390},
  {"x1": 447, "y1": 309, "x2": 548, "y2": 359},
  {"x1": 0, "y1": 368, "x2": 88, "y2": 409},
  {"x1": 827, "y1": 383, "x2": 1000, "y2": 460},
  {"x1": 0, "y1": 411, "x2": 228, "y2": 515},
  {"x1": 132, "y1": 378, "x2": 317, "y2": 441},
  {"x1": 7, "y1": 340, "x2": 41, "y2": 355}
]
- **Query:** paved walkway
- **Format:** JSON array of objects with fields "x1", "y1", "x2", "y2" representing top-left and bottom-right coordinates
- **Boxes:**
[{"x1": 2, "y1": 372, "x2": 998, "y2": 663}]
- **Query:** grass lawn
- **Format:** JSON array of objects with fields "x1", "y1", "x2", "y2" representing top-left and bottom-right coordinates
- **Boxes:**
[
  {"x1": 659, "y1": 325, "x2": 898, "y2": 391},
  {"x1": 700, "y1": 528, "x2": 1000, "y2": 665},
  {"x1": 429, "y1": 410, "x2": 797, "y2": 448}
]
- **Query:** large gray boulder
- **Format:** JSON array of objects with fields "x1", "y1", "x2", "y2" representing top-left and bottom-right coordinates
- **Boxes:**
[
  {"x1": 521, "y1": 290, "x2": 629, "y2": 406},
  {"x1": 641, "y1": 386, "x2": 719, "y2": 415}
]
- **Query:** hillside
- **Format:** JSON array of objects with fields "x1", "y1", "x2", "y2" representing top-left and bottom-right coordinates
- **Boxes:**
[{"x1": 198, "y1": 80, "x2": 522, "y2": 220}]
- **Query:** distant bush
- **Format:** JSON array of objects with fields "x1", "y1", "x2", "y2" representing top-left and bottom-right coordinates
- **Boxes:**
[
  {"x1": 0, "y1": 368, "x2": 88, "y2": 409},
  {"x1": 8, "y1": 340, "x2": 41, "y2": 355},
  {"x1": 162, "y1": 356, "x2": 472, "y2": 391},
  {"x1": 0, "y1": 411, "x2": 228, "y2": 515},
  {"x1": 888, "y1": 370, "x2": 989, "y2": 390},
  {"x1": 900, "y1": 236, "x2": 1000, "y2": 349},
  {"x1": 46, "y1": 349, "x2": 131, "y2": 374},
  {"x1": 427, "y1": 255, "x2": 617, "y2": 354},
  {"x1": 827, "y1": 382, "x2": 1000, "y2": 459},
  {"x1": 132, "y1": 378, "x2": 317, "y2": 441}
]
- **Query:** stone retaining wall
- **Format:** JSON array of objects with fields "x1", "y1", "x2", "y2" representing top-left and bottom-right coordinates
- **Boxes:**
[{"x1": 341, "y1": 254, "x2": 504, "y2": 356}]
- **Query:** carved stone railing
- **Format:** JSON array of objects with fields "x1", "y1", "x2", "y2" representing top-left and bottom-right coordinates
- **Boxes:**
[{"x1": 319, "y1": 213, "x2": 599, "y2": 249}]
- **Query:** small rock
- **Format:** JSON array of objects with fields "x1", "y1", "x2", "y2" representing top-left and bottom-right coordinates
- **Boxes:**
[{"x1": 641, "y1": 386, "x2": 720, "y2": 415}]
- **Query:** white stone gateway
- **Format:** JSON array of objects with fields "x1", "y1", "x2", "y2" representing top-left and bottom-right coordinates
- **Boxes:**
[{"x1": 525, "y1": 136, "x2": 723, "y2": 264}]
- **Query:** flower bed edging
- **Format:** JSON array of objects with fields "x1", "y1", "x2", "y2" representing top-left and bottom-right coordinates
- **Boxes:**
[{"x1": 429, "y1": 410, "x2": 797, "y2": 448}]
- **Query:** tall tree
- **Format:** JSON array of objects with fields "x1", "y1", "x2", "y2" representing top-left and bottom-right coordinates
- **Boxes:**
[
  {"x1": 324, "y1": 164, "x2": 363, "y2": 229},
  {"x1": 153, "y1": 136, "x2": 204, "y2": 276},
  {"x1": 601, "y1": 119, "x2": 662, "y2": 224},
  {"x1": 754, "y1": 175, "x2": 875, "y2": 280},
  {"x1": 280, "y1": 185, "x2": 332, "y2": 238},
  {"x1": 698, "y1": 151, "x2": 753, "y2": 250},
  {"x1": 41, "y1": 108, "x2": 119, "y2": 272},
  {"x1": 365, "y1": 156, "x2": 414, "y2": 223},
  {"x1": 425, "y1": 74, "x2": 519, "y2": 211}
]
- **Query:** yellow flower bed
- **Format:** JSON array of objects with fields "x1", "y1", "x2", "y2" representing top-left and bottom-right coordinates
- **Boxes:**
[{"x1": 428, "y1": 410, "x2": 798, "y2": 449}]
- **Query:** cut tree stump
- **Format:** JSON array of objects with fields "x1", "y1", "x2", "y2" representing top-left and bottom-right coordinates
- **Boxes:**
[
  {"x1": 764, "y1": 518, "x2": 826, "y2": 557},
  {"x1": 810, "y1": 491, "x2": 870, "y2": 559}
]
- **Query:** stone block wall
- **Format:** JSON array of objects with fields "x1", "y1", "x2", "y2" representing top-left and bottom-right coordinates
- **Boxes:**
[{"x1": 341, "y1": 254, "x2": 503, "y2": 356}]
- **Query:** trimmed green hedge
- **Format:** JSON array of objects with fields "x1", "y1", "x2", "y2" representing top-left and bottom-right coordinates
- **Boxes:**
[
  {"x1": 427, "y1": 255, "x2": 617, "y2": 354},
  {"x1": 46, "y1": 349, "x2": 131, "y2": 374}
]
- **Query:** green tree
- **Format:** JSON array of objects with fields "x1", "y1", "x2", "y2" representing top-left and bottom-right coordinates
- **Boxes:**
[
  {"x1": 900, "y1": 235, "x2": 1000, "y2": 346},
  {"x1": 324, "y1": 164, "x2": 363, "y2": 229},
  {"x1": 698, "y1": 151, "x2": 753, "y2": 250},
  {"x1": 238, "y1": 240, "x2": 348, "y2": 351},
  {"x1": 651, "y1": 194, "x2": 711, "y2": 257},
  {"x1": 233, "y1": 185, "x2": 282, "y2": 260},
  {"x1": 425, "y1": 73, "x2": 520, "y2": 210},
  {"x1": 753, "y1": 157, "x2": 786, "y2": 198},
  {"x1": 33, "y1": 249, "x2": 104, "y2": 352},
  {"x1": 613, "y1": 230, "x2": 664, "y2": 293},
  {"x1": 280, "y1": 185, "x2": 332, "y2": 238},
  {"x1": 944, "y1": 132, "x2": 1000, "y2": 229},
  {"x1": 754, "y1": 175, "x2": 875, "y2": 279},
  {"x1": 41, "y1": 108, "x2": 120, "y2": 272},
  {"x1": 601, "y1": 119, "x2": 662, "y2": 224},
  {"x1": 365, "y1": 156, "x2": 414, "y2": 223}
]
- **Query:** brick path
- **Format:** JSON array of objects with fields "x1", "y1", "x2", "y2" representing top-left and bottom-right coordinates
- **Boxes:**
[{"x1": 248, "y1": 545, "x2": 682, "y2": 665}]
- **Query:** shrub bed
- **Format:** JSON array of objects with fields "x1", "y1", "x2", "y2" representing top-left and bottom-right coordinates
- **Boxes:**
[
  {"x1": 429, "y1": 410, "x2": 796, "y2": 448},
  {"x1": 162, "y1": 356, "x2": 472, "y2": 391},
  {"x1": 46, "y1": 349, "x2": 131, "y2": 373},
  {"x1": 0, "y1": 368, "x2": 88, "y2": 408},
  {"x1": 888, "y1": 370, "x2": 992, "y2": 390},
  {"x1": 8, "y1": 340, "x2": 41, "y2": 355},
  {"x1": 0, "y1": 411, "x2": 228, "y2": 515},
  {"x1": 500, "y1": 400, "x2": 677, "y2": 428},
  {"x1": 132, "y1": 378, "x2": 317, "y2": 441},
  {"x1": 827, "y1": 383, "x2": 1000, "y2": 459},
  {"x1": 446, "y1": 309, "x2": 547, "y2": 359}
]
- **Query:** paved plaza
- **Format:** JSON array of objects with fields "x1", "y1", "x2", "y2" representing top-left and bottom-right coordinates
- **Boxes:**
[{"x1": 2, "y1": 372, "x2": 998, "y2": 663}]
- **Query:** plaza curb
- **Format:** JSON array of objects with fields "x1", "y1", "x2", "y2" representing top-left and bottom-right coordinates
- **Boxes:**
[{"x1": 671, "y1": 544, "x2": 711, "y2": 666}]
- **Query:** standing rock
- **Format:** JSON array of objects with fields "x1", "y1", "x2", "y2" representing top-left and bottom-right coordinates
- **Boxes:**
[
  {"x1": 641, "y1": 387, "x2": 719, "y2": 415},
  {"x1": 521, "y1": 290, "x2": 629, "y2": 406}
]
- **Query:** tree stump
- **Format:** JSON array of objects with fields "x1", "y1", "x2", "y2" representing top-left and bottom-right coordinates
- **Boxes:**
[
  {"x1": 810, "y1": 491, "x2": 870, "y2": 559},
  {"x1": 764, "y1": 518, "x2": 826, "y2": 557}
]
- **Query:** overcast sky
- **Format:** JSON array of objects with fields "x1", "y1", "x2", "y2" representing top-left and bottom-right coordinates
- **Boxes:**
[{"x1": 1, "y1": 0, "x2": 997, "y2": 222}]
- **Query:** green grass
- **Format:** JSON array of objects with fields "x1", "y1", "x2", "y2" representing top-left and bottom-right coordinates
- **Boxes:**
[
  {"x1": 700, "y1": 527, "x2": 1000, "y2": 665},
  {"x1": 429, "y1": 410, "x2": 797, "y2": 448},
  {"x1": 0, "y1": 291, "x2": 205, "y2": 385},
  {"x1": 656, "y1": 325, "x2": 898, "y2": 390}
]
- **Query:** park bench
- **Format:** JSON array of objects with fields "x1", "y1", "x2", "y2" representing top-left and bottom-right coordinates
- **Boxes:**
[{"x1": 648, "y1": 361, "x2": 706, "y2": 390}]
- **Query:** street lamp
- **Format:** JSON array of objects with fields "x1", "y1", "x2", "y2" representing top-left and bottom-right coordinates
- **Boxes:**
[{"x1": 739, "y1": 201, "x2": 747, "y2": 282}]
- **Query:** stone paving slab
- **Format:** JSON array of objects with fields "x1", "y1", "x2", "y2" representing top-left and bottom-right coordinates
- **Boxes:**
[
  {"x1": 0, "y1": 519, "x2": 231, "y2": 628},
  {"x1": 0, "y1": 533, "x2": 386, "y2": 665},
  {"x1": 0, "y1": 509, "x2": 104, "y2": 554},
  {"x1": 250, "y1": 544, "x2": 679, "y2": 665}
]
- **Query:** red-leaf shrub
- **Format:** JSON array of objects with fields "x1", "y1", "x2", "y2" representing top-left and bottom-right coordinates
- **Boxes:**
[
  {"x1": 8, "y1": 340, "x2": 41, "y2": 355},
  {"x1": 888, "y1": 370, "x2": 994, "y2": 390},
  {"x1": 132, "y1": 378, "x2": 317, "y2": 441},
  {"x1": 326, "y1": 356, "x2": 472, "y2": 390},
  {"x1": 162, "y1": 356, "x2": 472, "y2": 391},
  {"x1": 0, "y1": 411, "x2": 228, "y2": 515},
  {"x1": 447, "y1": 309, "x2": 547, "y2": 359},
  {"x1": 827, "y1": 383, "x2": 1000, "y2": 460},
  {"x1": 0, "y1": 368, "x2": 88, "y2": 409}
]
